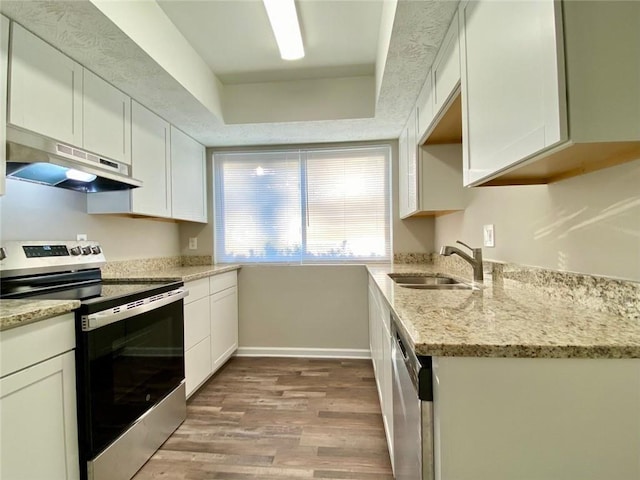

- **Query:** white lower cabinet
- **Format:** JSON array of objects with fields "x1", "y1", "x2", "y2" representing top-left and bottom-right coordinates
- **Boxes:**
[
  {"x1": 0, "y1": 314, "x2": 79, "y2": 480},
  {"x1": 368, "y1": 277, "x2": 393, "y2": 471},
  {"x1": 184, "y1": 271, "x2": 238, "y2": 398},
  {"x1": 433, "y1": 357, "x2": 640, "y2": 480},
  {"x1": 210, "y1": 285, "x2": 238, "y2": 369},
  {"x1": 183, "y1": 278, "x2": 212, "y2": 397}
]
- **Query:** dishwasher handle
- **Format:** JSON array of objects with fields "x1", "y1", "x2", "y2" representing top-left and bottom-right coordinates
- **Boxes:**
[
  {"x1": 392, "y1": 314, "x2": 433, "y2": 402},
  {"x1": 396, "y1": 331, "x2": 409, "y2": 361}
]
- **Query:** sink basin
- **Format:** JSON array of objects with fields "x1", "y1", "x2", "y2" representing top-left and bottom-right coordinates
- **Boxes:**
[
  {"x1": 400, "y1": 283, "x2": 475, "y2": 290},
  {"x1": 388, "y1": 273, "x2": 477, "y2": 290},
  {"x1": 388, "y1": 274, "x2": 459, "y2": 285}
]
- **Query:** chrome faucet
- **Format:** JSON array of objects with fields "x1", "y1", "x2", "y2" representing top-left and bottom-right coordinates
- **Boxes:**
[{"x1": 440, "y1": 240, "x2": 484, "y2": 283}]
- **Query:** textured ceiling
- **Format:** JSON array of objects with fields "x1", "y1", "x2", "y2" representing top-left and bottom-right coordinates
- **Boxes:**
[{"x1": 0, "y1": 0, "x2": 459, "y2": 147}]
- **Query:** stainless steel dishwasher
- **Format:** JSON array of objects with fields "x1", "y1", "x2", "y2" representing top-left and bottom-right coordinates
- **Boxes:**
[{"x1": 392, "y1": 314, "x2": 434, "y2": 480}]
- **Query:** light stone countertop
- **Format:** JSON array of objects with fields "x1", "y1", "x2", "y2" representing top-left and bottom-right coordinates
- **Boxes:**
[
  {"x1": 101, "y1": 264, "x2": 241, "y2": 283},
  {"x1": 0, "y1": 299, "x2": 81, "y2": 331},
  {"x1": 0, "y1": 265, "x2": 240, "y2": 331},
  {"x1": 367, "y1": 264, "x2": 640, "y2": 359}
]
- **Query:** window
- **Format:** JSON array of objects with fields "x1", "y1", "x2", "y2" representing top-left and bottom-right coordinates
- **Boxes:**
[{"x1": 214, "y1": 146, "x2": 390, "y2": 263}]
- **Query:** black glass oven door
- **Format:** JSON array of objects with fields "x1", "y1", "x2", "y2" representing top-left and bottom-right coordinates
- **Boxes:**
[{"x1": 79, "y1": 299, "x2": 184, "y2": 458}]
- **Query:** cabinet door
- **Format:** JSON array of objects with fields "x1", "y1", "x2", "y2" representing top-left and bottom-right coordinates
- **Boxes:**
[
  {"x1": 460, "y1": 0, "x2": 565, "y2": 186},
  {"x1": 184, "y1": 296, "x2": 210, "y2": 351},
  {"x1": 170, "y1": 126, "x2": 207, "y2": 223},
  {"x1": 9, "y1": 23, "x2": 82, "y2": 146},
  {"x1": 432, "y1": 11, "x2": 460, "y2": 117},
  {"x1": 210, "y1": 286, "x2": 238, "y2": 370},
  {"x1": 131, "y1": 101, "x2": 171, "y2": 217},
  {"x1": 416, "y1": 69, "x2": 434, "y2": 142},
  {"x1": 406, "y1": 109, "x2": 418, "y2": 214},
  {"x1": 185, "y1": 337, "x2": 212, "y2": 398},
  {"x1": 0, "y1": 350, "x2": 79, "y2": 480},
  {"x1": 0, "y1": 15, "x2": 9, "y2": 196},
  {"x1": 83, "y1": 69, "x2": 131, "y2": 164},
  {"x1": 397, "y1": 125, "x2": 409, "y2": 218}
]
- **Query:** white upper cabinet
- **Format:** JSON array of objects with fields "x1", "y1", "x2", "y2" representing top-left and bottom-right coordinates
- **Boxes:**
[
  {"x1": 88, "y1": 107, "x2": 208, "y2": 222},
  {"x1": 397, "y1": 125, "x2": 409, "y2": 218},
  {"x1": 130, "y1": 101, "x2": 172, "y2": 217},
  {"x1": 170, "y1": 126, "x2": 207, "y2": 223},
  {"x1": 83, "y1": 69, "x2": 131, "y2": 165},
  {"x1": 431, "y1": 10, "x2": 460, "y2": 121},
  {"x1": 87, "y1": 101, "x2": 171, "y2": 217},
  {"x1": 1, "y1": 15, "x2": 9, "y2": 197},
  {"x1": 405, "y1": 108, "x2": 418, "y2": 216},
  {"x1": 416, "y1": 70, "x2": 434, "y2": 142},
  {"x1": 460, "y1": 0, "x2": 640, "y2": 186},
  {"x1": 460, "y1": 0, "x2": 566, "y2": 186},
  {"x1": 399, "y1": 109, "x2": 466, "y2": 218},
  {"x1": 8, "y1": 23, "x2": 83, "y2": 146}
]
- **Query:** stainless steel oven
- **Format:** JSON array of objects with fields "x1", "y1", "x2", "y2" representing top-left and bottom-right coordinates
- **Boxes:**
[
  {"x1": 77, "y1": 282, "x2": 187, "y2": 480},
  {"x1": 0, "y1": 241, "x2": 188, "y2": 480}
]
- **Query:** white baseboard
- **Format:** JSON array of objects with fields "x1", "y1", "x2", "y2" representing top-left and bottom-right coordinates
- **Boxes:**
[{"x1": 235, "y1": 347, "x2": 371, "y2": 359}]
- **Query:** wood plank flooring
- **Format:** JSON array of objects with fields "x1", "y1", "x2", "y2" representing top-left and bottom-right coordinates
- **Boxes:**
[{"x1": 133, "y1": 357, "x2": 394, "y2": 480}]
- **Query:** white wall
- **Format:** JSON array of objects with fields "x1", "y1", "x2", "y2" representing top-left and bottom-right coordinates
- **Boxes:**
[
  {"x1": 223, "y1": 76, "x2": 375, "y2": 124},
  {"x1": 237, "y1": 265, "x2": 369, "y2": 351},
  {"x1": 435, "y1": 159, "x2": 640, "y2": 281},
  {"x1": 1, "y1": 179, "x2": 180, "y2": 260}
]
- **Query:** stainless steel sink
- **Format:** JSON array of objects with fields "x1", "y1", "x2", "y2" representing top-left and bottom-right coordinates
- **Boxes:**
[
  {"x1": 400, "y1": 283, "x2": 475, "y2": 290},
  {"x1": 388, "y1": 273, "x2": 477, "y2": 290},
  {"x1": 388, "y1": 274, "x2": 459, "y2": 285}
]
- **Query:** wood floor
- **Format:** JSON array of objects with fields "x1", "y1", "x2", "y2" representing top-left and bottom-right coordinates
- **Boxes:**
[{"x1": 133, "y1": 357, "x2": 394, "y2": 480}]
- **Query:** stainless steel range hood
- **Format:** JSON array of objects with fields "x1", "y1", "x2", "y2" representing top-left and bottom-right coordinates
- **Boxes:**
[{"x1": 5, "y1": 126, "x2": 142, "y2": 193}]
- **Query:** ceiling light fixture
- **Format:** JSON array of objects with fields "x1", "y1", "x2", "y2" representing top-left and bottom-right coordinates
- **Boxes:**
[{"x1": 262, "y1": 0, "x2": 305, "y2": 61}]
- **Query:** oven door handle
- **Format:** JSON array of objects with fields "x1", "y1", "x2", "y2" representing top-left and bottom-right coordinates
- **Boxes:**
[{"x1": 81, "y1": 288, "x2": 188, "y2": 331}]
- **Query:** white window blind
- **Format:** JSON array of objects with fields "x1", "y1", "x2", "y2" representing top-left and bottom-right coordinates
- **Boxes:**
[{"x1": 214, "y1": 146, "x2": 390, "y2": 263}]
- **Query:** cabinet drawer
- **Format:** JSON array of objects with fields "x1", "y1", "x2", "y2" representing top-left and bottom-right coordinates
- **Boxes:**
[
  {"x1": 184, "y1": 278, "x2": 209, "y2": 304},
  {"x1": 184, "y1": 337, "x2": 211, "y2": 398},
  {"x1": 210, "y1": 271, "x2": 237, "y2": 294},
  {"x1": 0, "y1": 313, "x2": 75, "y2": 378},
  {"x1": 184, "y1": 296, "x2": 210, "y2": 350}
]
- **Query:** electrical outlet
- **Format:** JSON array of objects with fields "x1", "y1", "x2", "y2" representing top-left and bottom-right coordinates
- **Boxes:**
[
  {"x1": 77, "y1": 234, "x2": 87, "y2": 241},
  {"x1": 483, "y1": 224, "x2": 495, "y2": 248},
  {"x1": 188, "y1": 237, "x2": 198, "y2": 250}
]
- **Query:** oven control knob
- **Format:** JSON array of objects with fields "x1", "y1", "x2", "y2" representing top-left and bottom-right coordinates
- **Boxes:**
[
  {"x1": 70, "y1": 246, "x2": 81, "y2": 256},
  {"x1": 81, "y1": 246, "x2": 92, "y2": 255},
  {"x1": 91, "y1": 245, "x2": 102, "y2": 255}
]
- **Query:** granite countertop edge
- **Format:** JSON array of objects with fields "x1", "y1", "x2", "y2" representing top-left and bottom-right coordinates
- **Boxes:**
[
  {"x1": 365, "y1": 264, "x2": 640, "y2": 359},
  {"x1": 0, "y1": 265, "x2": 241, "y2": 331},
  {"x1": 0, "y1": 299, "x2": 81, "y2": 332},
  {"x1": 101, "y1": 264, "x2": 241, "y2": 282}
]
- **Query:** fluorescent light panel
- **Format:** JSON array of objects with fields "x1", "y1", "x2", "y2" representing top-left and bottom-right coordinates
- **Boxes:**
[{"x1": 263, "y1": 0, "x2": 305, "y2": 60}]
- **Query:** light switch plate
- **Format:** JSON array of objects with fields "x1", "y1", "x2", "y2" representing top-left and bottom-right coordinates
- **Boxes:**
[{"x1": 483, "y1": 224, "x2": 495, "y2": 248}]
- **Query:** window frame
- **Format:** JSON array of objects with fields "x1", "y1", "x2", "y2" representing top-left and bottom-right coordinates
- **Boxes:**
[{"x1": 213, "y1": 144, "x2": 392, "y2": 264}]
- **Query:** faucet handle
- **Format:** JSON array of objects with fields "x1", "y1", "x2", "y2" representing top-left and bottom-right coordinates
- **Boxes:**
[{"x1": 456, "y1": 240, "x2": 474, "y2": 251}]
